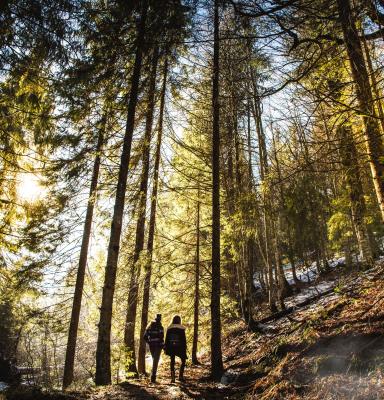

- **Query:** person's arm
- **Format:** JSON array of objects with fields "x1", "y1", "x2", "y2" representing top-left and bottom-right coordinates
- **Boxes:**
[
  {"x1": 164, "y1": 329, "x2": 169, "y2": 354},
  {"x1": 143, "y1": 324, "x2": 151, "y2": 342},
  {"x1": 159, "y1": 325, "x2": 165, "y2": 347},
  {"x1": 181, "y1": 330, "x2": 187, "y2": 358}
]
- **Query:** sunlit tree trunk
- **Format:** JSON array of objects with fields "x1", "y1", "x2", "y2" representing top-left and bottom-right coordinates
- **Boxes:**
[
  {"x1": 137, "y1": 56, "x2": 168, "y2": 375},
  {"x1": 288, "y1": 246, "x2": 300, "y2": 286},
  {"x1": 124, "y1": 45, "x2": 159, "y2": 377},
  {"x1": 63, "y1": 113, "x2": 105, "y2": 389},
  {"x1": 224, "y1": 126, "x2": 238, "y2": 302},
  {"x1": 271, "y1": 131, "x2": 293, "y2": 300},
  {"x1": 251, "y1": 84, "x2": 277, "y2": 312},
  {"x1": 192, "y1": 183, "x2": 200, "y2": 365},
  {"x1": 211, "y1": 0, "x2": 223, "y2": 380},
  {"x1": 337, "y1": 124, "x2": 374, "y2": 266},
  {"x1": 361, "y1": 33, "x2": 384, "y2": 134},
  {"x1": 233, "y1": 115, "x2": 249, "y2": 317},
  {"x1": 337, "y1": 0, "x2": 384, "y2": 222},
  {"x1": 244, "y1": 99, "x2": 258, "y2": 323},
  {"x1": 95, "y1": 1, "x2": 148, "y2": 385}
]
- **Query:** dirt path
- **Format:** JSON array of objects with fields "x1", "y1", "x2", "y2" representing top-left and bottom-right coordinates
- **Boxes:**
[
  {"x1": 3, "y1": 363, "x2": 241, "y2": 400},
  {"x1": 4, "y1": 362, "x2": 245, "y2": 400},
  {"x1": 86, "y1": 363, "x2": 237, "y2": 400}
]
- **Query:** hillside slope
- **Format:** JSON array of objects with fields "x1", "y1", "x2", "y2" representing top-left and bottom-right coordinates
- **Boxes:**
[{"x1": 220, "y1": 263, "x2": 384, "y2": 399}]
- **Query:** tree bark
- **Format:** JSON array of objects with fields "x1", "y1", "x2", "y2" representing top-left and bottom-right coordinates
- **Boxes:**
[
  {"x1": 250, "y1": 74, "x2": 277, "y2": 312},
  {"x1": 95, "y1": 0, "x2": 148, "y2": 386},
  {"x1": 271, "y1": 132, "x2": 293, "y2": 300},
  {"x1": 124, "y1": 45, "x2": 159, "y2": 377},
  {"x1": 247, "y1": 99, "x2": 254, "y2": 188},
  {"x1": 337, "y1": 0, "x2": 384, "y2": 222},
  {"x1": 361, "y1": 33, "x2": 384, "y2": 134},
  {"x1": 63, "y1": 114, "x2": 105, "y2": 389},
  {"x1": 337, "y1": 124, "x2": 374, "y2": 266},
  {"x1": 224, "y1": 124, "x2": 237, "y2": 300},
  {"x1": 210, "y1": 0, "x2": 223, "y2": 380},
  {"x1": 192, "y1": 184, "x2": 200, "y2": 365},
  {"x1": 288, "y1": 249, "x2": 300, "y2": 287},
  {"x1": 137, "y1": 56, "x2": 168, "y2": 375}
]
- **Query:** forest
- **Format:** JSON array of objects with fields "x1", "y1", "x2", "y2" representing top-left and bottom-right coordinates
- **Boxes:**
[{"x1": 1, "y1": 0, "x2": 384, "y2": 399}]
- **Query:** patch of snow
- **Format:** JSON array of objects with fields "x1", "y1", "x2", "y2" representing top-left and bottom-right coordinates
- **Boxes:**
[
  {"x1": 284, "y1": 280, "x2": 336, "y2": 308},
  {"x1": 252, "y1": 255, "x2": 364, "y2": 312},
  {"x1": 255, "y1": 255, "x2": 348, "y2": 290},
  {"x1": 284, "y1": 263, "x2": 317, "y2": 285},
  {"x1": 328, "y1": 257, "x2": 345, "y2": 268}
]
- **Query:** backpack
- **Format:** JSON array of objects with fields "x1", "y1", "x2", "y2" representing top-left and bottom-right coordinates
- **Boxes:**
[
  {"x1": 144, "y1": 322, "x2": 164, "y2": 345},
  {"x1": 168, "y1": 332, "x2": 181, "y2": 348}
]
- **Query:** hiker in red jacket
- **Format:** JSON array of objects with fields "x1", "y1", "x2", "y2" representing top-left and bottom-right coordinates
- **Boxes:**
[
  {"x1": 144, "y1": 314, "x2": 164, "y2": 383},
  {"x1": 164, "y1": 315, "x2": 187, "y2": 383}
]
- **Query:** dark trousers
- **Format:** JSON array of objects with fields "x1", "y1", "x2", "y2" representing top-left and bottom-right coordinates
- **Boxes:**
[
  {"x1": 150, "y1": 346, "x2": 162, "y2": 379},
  {"x1": 170, "y1": 355, "x2": 186, "y2": 377}
]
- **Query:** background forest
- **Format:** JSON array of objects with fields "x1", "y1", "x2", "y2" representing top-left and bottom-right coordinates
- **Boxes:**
[{"x1": 1, "y1": 0, "x2": 384, "y2": 397}]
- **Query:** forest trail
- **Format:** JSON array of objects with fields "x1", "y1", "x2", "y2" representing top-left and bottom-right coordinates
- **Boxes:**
[
  {"x1": 5, "y1": 363, "x2": 238, "y2": 400},
  {"x1": 85, "y1": 364, "x2": 234, "y2": 400}
]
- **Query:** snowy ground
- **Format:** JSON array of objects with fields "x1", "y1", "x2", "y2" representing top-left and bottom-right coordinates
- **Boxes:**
[
  {"x1": 254, "y1": 257, "x2": 347, "y2": 309},
  {"x1": 283, "y1": 258, "x2": 345, "y2": 307}
]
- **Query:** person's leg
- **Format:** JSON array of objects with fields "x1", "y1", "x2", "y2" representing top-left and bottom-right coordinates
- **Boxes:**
[
  {"x1": 179, "y1": 357, "x2": 186, "y2": 381},
  {"x1": 149, "y1": 346, "x2": 155, "y2": 381},
  {"x1": 151, "y1": 347, "x2": 161, "y2": 382},
  {"x1": 170, "y1": 355, "x2": 176, "y2": 383}
]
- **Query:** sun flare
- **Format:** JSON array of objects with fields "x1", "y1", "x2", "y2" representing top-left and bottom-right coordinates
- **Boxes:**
[{"x1": 17, "y1": 173, "x2": 46, "y2": 203}]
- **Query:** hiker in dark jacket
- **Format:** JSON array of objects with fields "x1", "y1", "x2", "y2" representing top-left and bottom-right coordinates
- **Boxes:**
[
  {"x1": 144, "y1": 314, "x2": 164, "y2": 383},
  {"x1": 164, "y1": 315, "x2": 187, "y2": 383}
]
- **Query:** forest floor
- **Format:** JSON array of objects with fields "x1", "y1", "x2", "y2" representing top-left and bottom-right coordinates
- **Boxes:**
[{"x1": 4, "y1": 262, "x2": 384, "y2": 400}]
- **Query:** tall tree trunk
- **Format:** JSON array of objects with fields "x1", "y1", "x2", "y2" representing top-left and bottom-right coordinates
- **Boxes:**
[
  {"x1": 124, "y1": 45, "x2": 159, "y2": 377},
  {"x1": 337, "y1": 0, "x2": 384, "y2": 222},
  {"x1": 224, "y1": 129, "x2": 237, "y2": 300},
  {"x1": 245, "y1": 99, "x2": 257, "y2": 322},
  {"x1": 42, "y1": 326, "x2": 51, "y2": 388},
  {"x1": 137, "y1": 56, "x2": 168, "y2": 375},
  {"x1": 361, "y1": 33, "x2": 384, "y2": 133},
  {"x1": 247, "y1": 99, "x2": 254, "y2": 187},
  {"x1": 63, "y1": 115, "x2": 105, "y2": 389},
  {"x1": 211, "y1": 0, "x2": 223, "y2": 380},
  {"x1": 275, "y1": 232, "x2": 292, "y2": 297},
  {"x1": 244, "y1": 237, "x2": 257, "y2": 326},
  {"x1": 234, "y1": 121, "x2": 242, "y2": 191},
  {"x1": 337, "y1": 124, "x2": 374, "y2": 266},
  {"x1": 233, "y1": 115, "x2": 248, "y2": 318},
  {"x1": 266, "y1": 216, "x2": 277, "y2": 312},
  {"x1": 95, "y1": 1, "x2": 148, "y2": 385},
  {"x1": 192, "y1": 184, "x2": 200, "y2": 365},
  {"x1": 288, "y1": 247, "x2": 300, "y2": 287},
  {"x1": 271, "y1": 132, "x2": 292, "y2": 299},
  {"x1": 250, "y1": 75, "x2": 277, "y2": 312}
]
